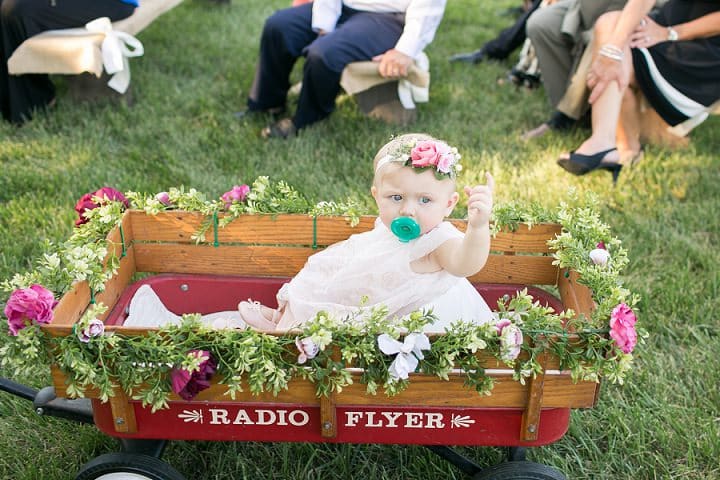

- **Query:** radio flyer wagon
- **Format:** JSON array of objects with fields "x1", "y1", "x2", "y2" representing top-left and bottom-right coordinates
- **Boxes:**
[{"x1": 1, "y1": 210, "x2": 602, "y2": 480}]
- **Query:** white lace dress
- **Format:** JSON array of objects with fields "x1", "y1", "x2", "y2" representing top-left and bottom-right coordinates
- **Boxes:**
[
  {"x1": 123, "y1": 219, "x2": 493, "y2": 333},
  {"x1": 275, "y1": 219, "x2": 493, "y2": 332}
]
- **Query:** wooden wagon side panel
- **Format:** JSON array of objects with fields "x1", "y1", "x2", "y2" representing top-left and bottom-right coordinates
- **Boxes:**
[
  {"x1": 51, "y1": 367, "x2": 598, "y2": 411},
  {"x1": 128, "y1": 211, "x2": 559, "y2": 253},
  {"x1": 131, "y1": 244, "x2": 560, "y2": 286},
  {"x1": 48, "y1": 213, "x2": 137, "y2": 329},
  {"x1": 127, "y1": 210, "x2": 205, "y2": 243}
]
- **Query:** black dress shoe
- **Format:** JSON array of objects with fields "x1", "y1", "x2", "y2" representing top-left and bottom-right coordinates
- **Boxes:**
[
  {"x1": 449, "y1": 49, "x2": 486, "y2": 64},
  {"x1": 557, "y1": 148, "x2": 623, "y2": 184},
  {"x1": 260, "y1": 118, "x2": 297, "y2": 139}
]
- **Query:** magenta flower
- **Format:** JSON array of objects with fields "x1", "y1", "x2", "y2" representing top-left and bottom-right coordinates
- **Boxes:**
[
  {"x1": 609, "y1": 303, "x2": 637, "y2": 354},
  {"x1": 221, "y1": 185, "x2": 250, "y2": 209},
  {"x1": 4, "y1": 285, "x2": 57, "y2": 336},
  {"x1": 170, "y1": 350, "x2": 217, "y2": 400},
  {"x1": 77, "y1": 318, "x2": 105, "y2": 342},
  {"x1": 155, "y1": 191, "x2": 172, "y2": 206},
  {"x1": 295, "y1": 336, "x2": 320, "y2": 364},
  {"x1": 74, "y1": 187, "x2": 129, "y2": 226}
]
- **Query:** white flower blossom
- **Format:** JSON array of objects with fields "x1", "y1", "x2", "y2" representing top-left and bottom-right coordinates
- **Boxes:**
[{"x1": 378, "y1": 332, "x2": 431, "y2": 381}]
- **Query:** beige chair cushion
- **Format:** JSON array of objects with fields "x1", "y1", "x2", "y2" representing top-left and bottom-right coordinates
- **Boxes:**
[
  {"x1": 340, "y1": 61, "x2": 429, "y2": 97},
  {"x1": 8, "y1": 0, "x2": 183, "y2": 76}
]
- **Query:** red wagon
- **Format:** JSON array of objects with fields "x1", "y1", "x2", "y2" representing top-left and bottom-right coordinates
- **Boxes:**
[{"x1": 4, "y1": 211, "x2": 601, "y2": 479}]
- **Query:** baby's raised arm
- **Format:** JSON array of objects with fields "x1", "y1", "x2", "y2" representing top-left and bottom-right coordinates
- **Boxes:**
[{"x1": 432, "y1": 173, "x2": 494, "y2": 278}]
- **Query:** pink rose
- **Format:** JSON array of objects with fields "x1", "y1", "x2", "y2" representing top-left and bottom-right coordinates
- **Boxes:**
[
  {"x1": 434, "y1": 143, "x2": 456, "y2": 173},
  {"x1": 609, "y1": 303, "x2": 637, "y2": 354},
  {"x1": 295, "y1": 336, "x2": 320, "y2": 364},
  {"x1": 74, "y1": 187, "x2": 129, "y2": 226},
  {"x1": 4, "y1": 285, "x2": 57, "y2": 336},
  {"x1": 495, "y1": 318, "x2": 523, "y2": 361},
  {"x1": 410, "y1": 140, "x2": 441, "y2": 168},
  {"x1": 78, "y1": 318, "x2": 105, "y2": 342},
  {"x1": 155, "y1": 191, "x2": 171, "y2": 206},
  {"x1": 171, "y1": 350, "x2": 217, "y2": 401},
  {"x1": 221, "y1": 185, "x2": 251, "y2": 209}
]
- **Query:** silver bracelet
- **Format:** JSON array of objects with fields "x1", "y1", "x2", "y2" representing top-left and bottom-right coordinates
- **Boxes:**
[{"x1": 598, "y1": 44, "x2": 624, "y2": 62}]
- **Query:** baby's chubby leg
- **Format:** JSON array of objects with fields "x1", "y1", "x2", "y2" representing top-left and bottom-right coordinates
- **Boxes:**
[{"x1": 238, "y1": 299, "x2": 280, "y2": 331}]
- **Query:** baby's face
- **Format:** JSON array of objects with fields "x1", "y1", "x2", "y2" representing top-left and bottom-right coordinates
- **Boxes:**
[{"x1": 372, "y1": 166, "x2": 459, "y2": 235}]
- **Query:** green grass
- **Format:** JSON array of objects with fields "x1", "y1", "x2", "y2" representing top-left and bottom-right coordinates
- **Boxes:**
[{"x1": 1, "y1": 0, "x2": 719, "y2": 478}]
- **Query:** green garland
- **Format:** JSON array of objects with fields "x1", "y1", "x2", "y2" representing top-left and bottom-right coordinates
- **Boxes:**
[{"x1": 0, "y1": 179, "x2": 642, "y2": 412}]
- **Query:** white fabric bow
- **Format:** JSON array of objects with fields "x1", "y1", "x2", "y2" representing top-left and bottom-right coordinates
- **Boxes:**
[
  {"x1": 378, "y1": 332, "x2": 431, "y2": 380},
  {"x1": 397, "y1": 52, "x2": 429, "y2": 110},
  {"x1": 85, "y1": 17, "x2": 144, "y2": 94}
]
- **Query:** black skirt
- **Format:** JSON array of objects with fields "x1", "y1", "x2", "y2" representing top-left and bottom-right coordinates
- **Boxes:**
[{"x1": 631, "y1": 0, "x2": 720, "y2": 126}]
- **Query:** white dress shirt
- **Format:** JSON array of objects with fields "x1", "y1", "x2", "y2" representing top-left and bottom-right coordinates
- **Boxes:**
[{"x1": 311, "y1": 0, "x2": 447, "y2": 58}]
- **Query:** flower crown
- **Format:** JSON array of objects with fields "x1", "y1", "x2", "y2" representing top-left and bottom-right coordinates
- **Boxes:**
[{"x1": 375, "y1": 139, "x2": 462, "y2": 180}]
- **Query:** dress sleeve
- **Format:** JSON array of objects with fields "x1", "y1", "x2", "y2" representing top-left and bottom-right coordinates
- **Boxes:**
[{"x1": 408, "y1": 221, "x2": 463, "y2": 261}]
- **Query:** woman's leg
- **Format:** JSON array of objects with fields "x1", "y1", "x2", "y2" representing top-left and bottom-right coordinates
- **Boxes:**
[
  {"x1": 569, "y1": 11, "x2": 636, "y2": 160},
  {"x1": 617, "y1": 82, "x2": 643, "y2": 163}
]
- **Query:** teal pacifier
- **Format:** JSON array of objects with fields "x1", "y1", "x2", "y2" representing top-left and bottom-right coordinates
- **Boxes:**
[{"x1": 390, "y1": 216, "x2": 421, "y2": 243}]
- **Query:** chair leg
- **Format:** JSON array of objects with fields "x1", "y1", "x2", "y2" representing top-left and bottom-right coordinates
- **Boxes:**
[
  {"x1": 62, "y1": 72, "x2": 134, "y2": 106},
  {"x1": 353, "y1": 81, "x2": 416, "y2": 126}
]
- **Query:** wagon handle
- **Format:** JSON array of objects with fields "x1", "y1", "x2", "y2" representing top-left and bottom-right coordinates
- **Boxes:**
[{"x1": 0, "y1": 377, "x2": 93, "y2": 424}]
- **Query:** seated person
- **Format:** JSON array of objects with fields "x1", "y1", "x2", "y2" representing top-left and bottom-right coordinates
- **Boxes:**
[
  {"x1": 522, "y1": 0, "x2": 627, "y2": 137},
  {"x1": 449, "y1": 0, "x2": 543, "y2": 64},
  {"x1": 239, "y1": 0, "x2": 448, "y2": 139},
  {"x1": 0, "y1": 0, "x2": 137, "y2": 124},
  {"x1": 558, "y1": 0, "x2": 720, "y2": 181}
]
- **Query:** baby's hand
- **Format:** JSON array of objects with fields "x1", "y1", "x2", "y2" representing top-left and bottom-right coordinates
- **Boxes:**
[{"x1": 464, "y1": 172, "x2": 494, "y2": 228}]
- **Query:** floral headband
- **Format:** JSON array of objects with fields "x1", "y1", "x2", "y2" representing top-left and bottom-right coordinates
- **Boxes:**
[{"x1": 375, "y1": 139, "x2": 462, "y2": 180}]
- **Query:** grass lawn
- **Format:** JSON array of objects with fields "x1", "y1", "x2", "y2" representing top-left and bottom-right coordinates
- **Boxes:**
[{"x1": 1, "y1": 0, "x2": 718, "y2": 478}]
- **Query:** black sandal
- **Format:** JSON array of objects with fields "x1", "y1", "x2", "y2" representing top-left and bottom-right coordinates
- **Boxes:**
[{"x1": 260, "y1": 118, "x2": 297, "y2": 139}]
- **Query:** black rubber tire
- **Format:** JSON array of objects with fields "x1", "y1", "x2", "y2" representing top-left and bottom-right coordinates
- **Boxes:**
[
  {"x1": 473, "y1": 461, "x2": 567, "y2": 480},
  {"x1": 75, "y1": 452, "x2": 186, "y2": 480}
]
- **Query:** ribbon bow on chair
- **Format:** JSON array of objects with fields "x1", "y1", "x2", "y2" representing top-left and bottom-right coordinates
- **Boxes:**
[
  {"x1": 397, "y1": 51, "x2": 430, "y2": 110},
  {"x1": 85, "y1": 17, "x2": 144, "y2": 94},
  {"x1": 378, "y1": 332, "x2": 431, "y2": 380}
]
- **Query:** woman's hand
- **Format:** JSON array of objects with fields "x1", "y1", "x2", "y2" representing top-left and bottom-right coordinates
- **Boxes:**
[
  {"x1": 464, "y1": 172, "x2": 494, "y2": 229},
  {"x1": 373, "y1": 49, "x2": 413, "y2": 78},
  {"x1": 629, "y1": 16, "x2": 666, "y2": 48},
  {"x1": 587, "y1": 53, "x2": 630, "y2": 104}
]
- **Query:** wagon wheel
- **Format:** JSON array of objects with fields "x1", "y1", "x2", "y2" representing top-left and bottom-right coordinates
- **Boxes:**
[
  {"x1": 75, "y1": 452, "x2": 186, "y2": 480},
  {"x1": 472, "y1": 461, "x2": 566, "y2": 480}
]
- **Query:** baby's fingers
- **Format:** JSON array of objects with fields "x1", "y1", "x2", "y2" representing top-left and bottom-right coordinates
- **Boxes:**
[{"x1": 485, "y1": 172, "x2": 495, "y2": 192}]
